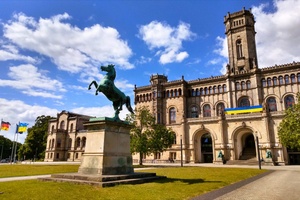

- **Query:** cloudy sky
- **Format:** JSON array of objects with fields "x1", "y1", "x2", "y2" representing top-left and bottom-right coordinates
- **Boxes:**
[{"x1": 1, "y1": 0, "x2": 300, "y2": 143}]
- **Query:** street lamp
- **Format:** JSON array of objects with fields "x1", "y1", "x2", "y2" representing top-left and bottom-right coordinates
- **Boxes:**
[
  {"x1": 180, "y1": 135, "x2": 183, "y2": 167},
  {"x1": 256, "y1": 136, "x2": 261, "y2": 170}
]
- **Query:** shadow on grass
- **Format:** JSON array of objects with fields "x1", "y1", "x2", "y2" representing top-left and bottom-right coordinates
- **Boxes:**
[{"x1": 153, "y1": 177, "x2": 222, "y2": 185}]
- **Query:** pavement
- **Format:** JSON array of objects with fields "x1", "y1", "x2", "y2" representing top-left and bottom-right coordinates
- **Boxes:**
[{"x1": 1, "y1": 162, "x2": 300, "y2": 200}]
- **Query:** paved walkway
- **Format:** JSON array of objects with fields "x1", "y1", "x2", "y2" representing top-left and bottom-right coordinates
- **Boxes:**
[{"x1": 1, "y1": 163, "x2": 300, "y2": 199}]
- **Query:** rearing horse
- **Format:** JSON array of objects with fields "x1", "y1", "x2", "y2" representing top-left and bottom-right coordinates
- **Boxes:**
[{"x1": 88, "y1": 64, "x2": 134, "y2": 121}]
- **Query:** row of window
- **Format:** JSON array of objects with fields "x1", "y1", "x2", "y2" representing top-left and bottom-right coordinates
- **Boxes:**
[
  {"x1": 50, "y1": 121, "x2": 76, "y2": 133},
  {"x1": 167, "y1": 95, "x2": 295, "y2": 123},
  {"x1": 48, "y1": 137, "x2": 86, "y2": 149},
  {"x1": 136, "y1": 73, "x2": 299, "y2": 103},
  {"x1": 189, "y1": 84, "x2": 228, "y2": 97},
  {"x1": 262, "y1": 73, "x2": 300, "y2": 87}
]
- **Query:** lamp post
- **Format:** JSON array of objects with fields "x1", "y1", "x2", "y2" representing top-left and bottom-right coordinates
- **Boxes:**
[
  {"x1": 180, "y1": 135, "x2": 183, "y2": 167},
  {"x1": 256, "y1": 136, "x2": 261, "y2": 170}
]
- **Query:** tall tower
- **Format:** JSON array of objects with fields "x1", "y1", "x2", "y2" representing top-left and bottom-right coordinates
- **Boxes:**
[{"x1": 224, "y1": 8, "x2": 258, "y2": 74}]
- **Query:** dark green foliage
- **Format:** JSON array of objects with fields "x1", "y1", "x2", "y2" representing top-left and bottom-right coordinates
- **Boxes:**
[
  {"x1": 278, "y1": 93, "x2": 300, "y2": 150},
  {"x1": 126, "y1": 106, "x2": 175, "y2": 165},
  {"x1": 18, "y1": 115, "x2": 53, "y2": 160}
]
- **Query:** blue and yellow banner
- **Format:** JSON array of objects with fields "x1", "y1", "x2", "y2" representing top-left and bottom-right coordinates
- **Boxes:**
[{"x1": 224, "y1": 105, "x2": 263, "y2": 115}]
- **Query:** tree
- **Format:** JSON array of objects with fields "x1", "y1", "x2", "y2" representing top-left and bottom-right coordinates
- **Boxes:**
[
  {"x1": 126, "y1": 106, "x2": 175, "y2": 165},
  {"x1": 0, "y1": 135, "x2": 20, "y2": 161},
  {"x1": 278, "y1": 93, "x2": 300, "y2": 150},
  {"x1": 18, "y1": 115, "x2": 53, "y2": 161}
]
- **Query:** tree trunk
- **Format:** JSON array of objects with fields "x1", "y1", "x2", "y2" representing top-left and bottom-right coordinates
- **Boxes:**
[{"x1": 139, "y1": 152, "x2": 143, "y2": 165}]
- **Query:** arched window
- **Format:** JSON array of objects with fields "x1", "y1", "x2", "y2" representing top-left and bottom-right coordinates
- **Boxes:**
[
  {"x1": 200, "y1": 88, "x2": 204, "y2": 95},
  {"x1": 192, "y1": 89, "x2": 196, "y2": 97},
  {"x1": 60, "y1": 121, "x2": 65, "y2": 130},
  {"x1": 273, "y1": 77, "x2": 277, "y2": 86},
  {"x1": 82, "y1": 137, "x2": 86, "y2": 149},
  {"x1": 174, "y1": 89, "x2": 178, "y2": 97},
  {"x1": 203, "y1": 104, "x2": 211, "y2": 117},
  {"x1": 297, "y1": 73, "x2": 300, "y2": 82},
  {"x1": 216, "y1": 103, "x2": 225, "y2": 116},
  {"x1": 278, "y1": 76, "x2": 283, "y2": 85},
  {"x1": 51, "y1": 139, "x2": 55, "y2": 148},
  {"x1": 261, "y1": 79, "x2": 266, "y2": 87},
  {"x1": 239, "y1": 97, "x2": 250, "y2": 107},
  {"x1": 204, "y1": 87, "x2": 208, "y2": 95},
  {"x1": 153, "y1": 91, "x2": 156, "y2": 98},
  {"x1": 70, "y1": 124, "x2": 73, "y2": 132},
  {"x1": 267, "y1": 97, "x2": 277, "y2": 112},
  {"x1": 241, "y1": 81, "x2": 246, "y2": 90},
  {"x1": 209, "y1": 86, "x2": 213, "y2": 94},
  {"x1": 169, "y1": 107, "x2": 176, "y2": 124},
  {"x1": 76, "y1": 137, "x2": 81, "y2": 148},
  {"x1": 291, "y1": 74, "x2": 296, "y2": 83},
  {"x1": 236, "y1": 40, "x2": 243, "y2": 58},
  {"x1": 284, "y1": 75, "x2": 290, "y2": 84},
  {"x1": 173, "y1": 134, "x2": 177, "y2": 144},
  {"x1": 267, "y1": 78, "x2": 272, "y2": 86},
  {"x1": 223, "y1": 84, "x2": 227, "y2": 92},
  {"x1": 170, "y1": 90, "x2": 174, "y2": 97},
  {"x1": 284, "y1": 95, "x2": 295, "y2": 109},
  {"x1": 51, "y1": 125, "x2": 55, "y2": 134},
  {"x1": 196, "y1": 89, "x2": 200, "y2": 96},
  {"x1": 246, "y1": 80, "x2": 251, "y2": 89},
  {"x1": 191, "y1": 106, "x2": 198, "y2": 118},
  {"x1": 167, "y1": 91, "x2": 170, "y2": 98},
  {"x1": 178, "y1": 89, "x2": 182, "y2": 96},
  {"x1": 236, "y1": 82, "x2": 240, "y2": 90},
  {"x1": 213, "y1": 86, "x2": 217, "y2": 94},
  {"x1": 218, "y1": 85, "x2": 223, "y2": 93}
]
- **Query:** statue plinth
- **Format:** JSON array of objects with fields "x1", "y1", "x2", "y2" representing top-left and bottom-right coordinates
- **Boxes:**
[{"x1": 78, "y1": 118, "x2": 134, "y2": 175}]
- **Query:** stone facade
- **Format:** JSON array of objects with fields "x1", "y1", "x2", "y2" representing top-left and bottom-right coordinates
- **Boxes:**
[
  {"x1": 44, "y1": 8, "x2": 300, "y2": 165},
  {"x1": 44, "y1": 110, "x2": 93, "y2": 162},
  {"x1": 133, "y1": 9, "x2": 300, "y2": 165}
]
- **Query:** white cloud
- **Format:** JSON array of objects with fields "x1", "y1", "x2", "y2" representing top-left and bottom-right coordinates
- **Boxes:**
[
  {"x1": 3, "y1": 12, "x2": 134, "y2": 72},
  {"x1": 0, "y1": 42, "x2": 37, "y2": 63},
  {"x1": 138, "y1": 21, "x2": 196, "y2": 64},
  {"x1": 252, "y1": 0, "x2": 300, "y2": 67},
  {"x1": 0, "y1": 98, "x2": 59, "y2": 143},
  {"x1": 213, "y1": 0, "x2": 300, "y2": 72},
  {"x1": 0, "y1": 64, "x2": 65, "y2": 98}
]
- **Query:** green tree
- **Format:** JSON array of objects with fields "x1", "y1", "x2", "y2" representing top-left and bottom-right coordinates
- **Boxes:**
[
  {"x1": 278, "y1": 93, "x2": 300, "y2": 150},
  {"x1": 126, "y1": 106, "x2": 175, "y2": 165},
  {"x1": 18, "y1": 115, "x2": 53, "y2": 161}
]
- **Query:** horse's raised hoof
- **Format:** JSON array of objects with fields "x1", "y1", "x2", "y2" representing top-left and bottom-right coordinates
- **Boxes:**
[
  {"x1": 95, "y1": 92, "x2": 98, "y2": 95},
  {"x1": 88, "y1": 87, "x2": 91, "y2": 90}
]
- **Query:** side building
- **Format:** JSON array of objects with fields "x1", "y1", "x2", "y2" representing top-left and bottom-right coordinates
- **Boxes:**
[
  {"x1": 133, "y1": 8, "x2": 300, "y2": 165},
  {"x1": 44, "y1": 110, "x2": 94, "y2": 162}
]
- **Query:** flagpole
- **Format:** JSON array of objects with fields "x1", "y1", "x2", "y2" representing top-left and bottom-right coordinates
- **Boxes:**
[
  {"x1": 13, "y1": 132, "x2": 19, "y2": 163},
  {"x1": 10, "y1": 128, "x2": 17, "y2": 164}
]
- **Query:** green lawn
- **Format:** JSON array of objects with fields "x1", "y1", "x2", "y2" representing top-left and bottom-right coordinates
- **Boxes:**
[{"x1": 0, "y1": 165, "x2": 267, "y2": 200}]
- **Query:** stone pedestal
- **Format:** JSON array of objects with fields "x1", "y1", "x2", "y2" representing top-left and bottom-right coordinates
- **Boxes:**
[{"x1": 78, "y1": 118, "x2": 134, "y2": 175}]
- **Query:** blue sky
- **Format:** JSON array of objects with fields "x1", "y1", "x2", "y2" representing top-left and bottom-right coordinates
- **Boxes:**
[{"x1": 1, "y1": 0, "x2": 300, "y2": 143}]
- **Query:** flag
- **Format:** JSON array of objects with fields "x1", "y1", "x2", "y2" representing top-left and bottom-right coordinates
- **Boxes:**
[
  {"x1": 1, "y1": 121, "x2": 11, "y2": 131},
  {"x1": 224, "y1": 105, "x2": 263, "y2": 115},
  {"x1": 18, "y1": 122, "x2": 29, "y2": 133}
]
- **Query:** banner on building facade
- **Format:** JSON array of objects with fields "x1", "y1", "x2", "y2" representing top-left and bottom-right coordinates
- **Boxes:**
[{"x1": 224, "y1": 105, "x2": 263, "y2": 115}]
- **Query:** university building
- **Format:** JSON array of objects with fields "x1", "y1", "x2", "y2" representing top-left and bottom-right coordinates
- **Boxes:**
[
  {"x1": 44, "y1": 8, "x2": 300, "y2": 165},
  {"x1": 133, "y1": 8, "x2": 300, "y2": 165}
]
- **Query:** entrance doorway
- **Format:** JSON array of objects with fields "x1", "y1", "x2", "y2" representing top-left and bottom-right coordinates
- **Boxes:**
[
  {"x1": 201, "y1": 133, "x2": 213, "y2": 163},
  {"x1": 240, "y1": 134, "x2": 256, "y2": 160}
]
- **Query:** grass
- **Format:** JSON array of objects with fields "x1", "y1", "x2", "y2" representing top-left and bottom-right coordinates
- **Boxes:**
[
  {"x1": 0, "y1": 164, "x2": 79, "y2": 178},
  {"x1": 0, "y1": 165, "x2": 267, "y2": 200}
]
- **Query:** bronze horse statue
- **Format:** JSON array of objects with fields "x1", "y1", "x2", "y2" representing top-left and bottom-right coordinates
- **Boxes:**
[{"x1": 88, "y1": 64, "x2": 134, "y2": 121}]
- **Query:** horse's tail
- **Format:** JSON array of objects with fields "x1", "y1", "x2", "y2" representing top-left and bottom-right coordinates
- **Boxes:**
[{"x1": 126, "y1": 96, "x2": 134, "y2": 114}]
